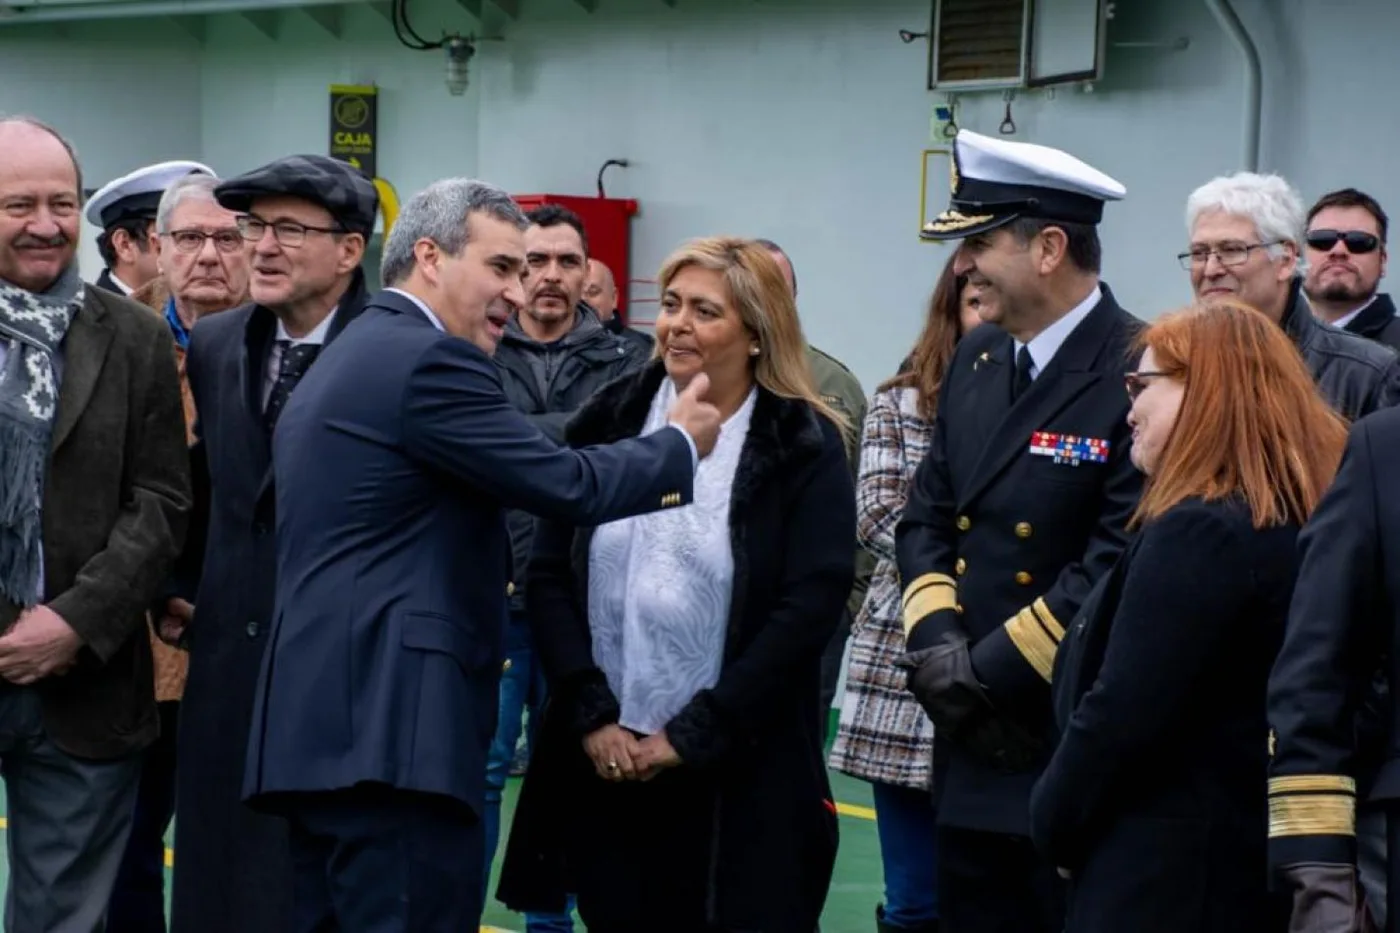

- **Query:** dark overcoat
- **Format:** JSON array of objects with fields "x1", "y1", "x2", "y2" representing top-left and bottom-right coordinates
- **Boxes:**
[
  {"x1": 1030, "y1": 497, "x2": 1294, "y2": 933},
  {"x1": 498, "y1": 361, "x2": 857, "y2": 933},
  {"x1": 167, "y1": 270, "x2": 370, "y2": 933}
]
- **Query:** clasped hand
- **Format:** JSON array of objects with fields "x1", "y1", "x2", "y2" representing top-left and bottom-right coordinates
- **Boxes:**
[
  {"x1": 0, "y1": 605, "x2": 81, "y2": 685},
  {"x1": 583, "y1": 724, "x2": 682, "y2": 782}
]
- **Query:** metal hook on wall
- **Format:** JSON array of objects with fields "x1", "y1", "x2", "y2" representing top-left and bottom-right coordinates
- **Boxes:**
[
  {"x1": 999, "y1": 90, "x2": 1017, "y2": 135},
  {"x1": 937, "y1": 93, "x2": 960, "y2": 137}
]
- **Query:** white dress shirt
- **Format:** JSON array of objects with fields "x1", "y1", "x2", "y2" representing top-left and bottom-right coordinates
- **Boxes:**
[
  {"x1": 1328, "y1": 294, "x2": 1377, "y2": 331},
  {"x1": 1013, "y1": 284, "x2": 1103, "y2": 381}
]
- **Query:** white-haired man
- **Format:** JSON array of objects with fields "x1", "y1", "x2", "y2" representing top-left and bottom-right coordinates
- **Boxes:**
[
  {"x1": 1182, "y1": 171, "x2": 1400, "y2": 418},
  {"x1": 107, "y1": 170, "x2": 250, "y2": 933},
  {"x1": 1185, "y1": 174, "x2": 1400, "y2": 929}
]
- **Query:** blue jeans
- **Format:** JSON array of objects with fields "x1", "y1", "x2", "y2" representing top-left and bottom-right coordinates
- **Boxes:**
[
  {"x1": 483, "y1": 615, "x2": 575, "y2": 932},
  {"x1": 871, "y1": 781, "x2": 940, "y2": 928}
]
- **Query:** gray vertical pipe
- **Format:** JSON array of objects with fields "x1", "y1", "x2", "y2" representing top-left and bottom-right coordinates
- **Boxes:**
[{"x1": 1204, "y1": 0, "x2": 1262, "y2": 171}]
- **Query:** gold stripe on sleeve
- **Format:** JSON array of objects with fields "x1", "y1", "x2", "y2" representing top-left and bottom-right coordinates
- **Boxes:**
[
  {"x1": 1004, "y1": 606, "x2": 1057, "y2": 681},
  {"x1": 1030, "y1": 597, "x2": 1064, "y2": 642},
  {"x1": 1269, "y1": 775, "x2": 1357, "y2": 796},
  {"x1": 1269, "y1": 793, "x2": 1356, "y2": 838},
  {"x1": 901, "y1": 573, "x2": 957, "y2": 636}
]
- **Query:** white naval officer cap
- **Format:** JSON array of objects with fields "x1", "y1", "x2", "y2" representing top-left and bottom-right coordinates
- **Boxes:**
[
  {"x1": 922, "y1": 129, "x2": 1126, "y2": 240},
  {"x1": 85, "y1": 160, "x2": 217, "y2": 230}
]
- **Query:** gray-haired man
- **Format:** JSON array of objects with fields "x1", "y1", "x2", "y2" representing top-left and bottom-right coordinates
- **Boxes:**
[{"x1": 238, "y1": 176, "x2": 718, "y2": 931}]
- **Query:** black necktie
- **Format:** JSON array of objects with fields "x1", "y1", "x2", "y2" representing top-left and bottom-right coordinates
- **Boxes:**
[
  {"x1": 264, "y1": 341, "x2": 321, "y2": 432},
  {"x1": 1012, "y1": 345, "x2": 1034, "y2": 401}
]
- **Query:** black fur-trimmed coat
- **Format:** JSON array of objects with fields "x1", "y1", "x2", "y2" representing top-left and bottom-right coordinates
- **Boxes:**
[{"x1": 497, "y1": 359, "x2": 856, "y2": 931}]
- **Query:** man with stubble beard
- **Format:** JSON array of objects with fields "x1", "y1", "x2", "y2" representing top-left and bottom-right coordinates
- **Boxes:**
[
  {"x1": 486, "y1": 203, "x2": 645, "y2": 930},
  {"x1": 165, "y1": 154, "x2": 378, "y2": 933},
  {"x1": 1304, "y1": 188, "x2": 1400, "y2": 351}
]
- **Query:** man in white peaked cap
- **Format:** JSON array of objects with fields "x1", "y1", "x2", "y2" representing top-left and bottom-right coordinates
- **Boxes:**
[
  {"x1": 894, "y1": 129, "x2": 1144, "y2": 933},
  {"x1": 86, "y1": 159, "x2": 214, "y2": 296}
]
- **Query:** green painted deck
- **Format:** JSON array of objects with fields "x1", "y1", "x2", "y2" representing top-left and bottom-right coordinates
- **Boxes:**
[{"x1": 0, "y1": 767, "x2": 884, "y2": 933}]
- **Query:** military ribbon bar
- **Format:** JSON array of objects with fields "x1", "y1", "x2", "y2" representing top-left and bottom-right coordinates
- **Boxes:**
[{"x1": 1028, "y1": 431, "x2": 1109, "y2": 465}]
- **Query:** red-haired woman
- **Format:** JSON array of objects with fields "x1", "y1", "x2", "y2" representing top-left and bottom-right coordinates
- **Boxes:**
[
  {"x1": 1028, "y1": 301, "x2": 1348, "y2": 933},
  {"x1": 828, "y1": 252, "x2": 983, "y2": 933}
]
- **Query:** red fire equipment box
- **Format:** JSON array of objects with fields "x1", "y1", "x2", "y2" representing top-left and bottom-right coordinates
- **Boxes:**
[{"x1": 512, "y1": 194, "x2": 640, "y2": 323}]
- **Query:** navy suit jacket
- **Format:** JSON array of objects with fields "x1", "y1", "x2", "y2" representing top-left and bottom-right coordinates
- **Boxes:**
[{"x1": 241, "y1": 289, "x2": 695, "y2": 815}]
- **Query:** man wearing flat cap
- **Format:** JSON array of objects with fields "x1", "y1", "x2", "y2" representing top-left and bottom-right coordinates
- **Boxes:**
[
  {"x1": 165, "y1": 152, "x2": 378, "y2": 933},
  {"x1": 894, "y1": 129, "x2": 1143, "y2": 933},
  {"x1": 86, "y1": 159, "x2": 214, "y2": 297}
]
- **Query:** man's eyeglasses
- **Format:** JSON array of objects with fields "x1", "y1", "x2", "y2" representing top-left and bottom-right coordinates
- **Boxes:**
[
  {"x1": 237, "y1": 214, "x2": 344, "y2": 248},
  {"x1": 166, "y1": 229, "x2": 245, "y2": 254},
  {"x1": 1305, "y1": 229, "x2": 1381, "y2": 255},
  {"x1": 1125, "y1": 370, "x2": 1170, "y2": 401},
  {"x1": 1176, "y1": 241, "x2": 1280, "y2": 270}
]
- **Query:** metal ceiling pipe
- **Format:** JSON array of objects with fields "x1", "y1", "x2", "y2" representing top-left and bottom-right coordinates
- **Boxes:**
[
  {"x1": 1203, "y1": 0, "x2": 1262, "y2": 171},
  {"x1": 0, "y1": 0, "x2": 361, "y2": 25}
]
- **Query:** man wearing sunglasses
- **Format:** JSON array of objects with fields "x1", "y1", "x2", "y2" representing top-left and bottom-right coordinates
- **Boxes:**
[
  {"x1": 1183, "y1": 172, "x2": 1400, "y2": 421},
  {"x1": 1304, "y1": 188, "x2": 1399, "y2": 351}
]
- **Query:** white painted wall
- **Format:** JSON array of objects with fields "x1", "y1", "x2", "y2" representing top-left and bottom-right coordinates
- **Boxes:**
[
  {"x1": 0, "y1": 22, "x2": 204, "y2": 279},
  {"x1": 4, "y1": 0, "x2": 1399, "y2": 388}
]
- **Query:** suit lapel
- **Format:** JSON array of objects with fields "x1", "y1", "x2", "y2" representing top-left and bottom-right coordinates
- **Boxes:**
[
  {"x1": 52, "y1": 296, "x2": 116, "y2": 453},
  {"x1": 240, "y1": 305, "x2": 276, "y2": 468},
  {"x1": 958, "y1": 290, "x2": 1124, "y2": 509}
]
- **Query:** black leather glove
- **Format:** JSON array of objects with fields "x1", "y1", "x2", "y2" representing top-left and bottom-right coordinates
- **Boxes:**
[
  {"x1": 895, "y1": 633, "x2": 1047, "y2": 773},
  {"x1": 1280, "y1": 863, "x2": 1364, "y2": 933}
]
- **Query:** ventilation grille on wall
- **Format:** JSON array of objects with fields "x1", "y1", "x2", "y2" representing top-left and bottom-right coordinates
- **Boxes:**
[{"x1": 934, "y1": 0, "x2": 1026, "y2": 86}]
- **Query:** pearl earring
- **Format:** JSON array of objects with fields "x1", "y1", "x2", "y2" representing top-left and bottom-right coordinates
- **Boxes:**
[{"x1": 749, "y1": 345, "x2": 760, "y2": 356}]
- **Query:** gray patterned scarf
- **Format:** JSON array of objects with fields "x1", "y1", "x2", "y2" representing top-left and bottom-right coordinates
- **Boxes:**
[{"x1": 0, "y1": 266, "x2": 82, "y2": 607}]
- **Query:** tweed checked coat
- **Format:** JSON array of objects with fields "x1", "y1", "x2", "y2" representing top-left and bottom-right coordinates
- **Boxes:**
[{"x1": 828, "y1": 386, "x2": 936, "y2": 790}]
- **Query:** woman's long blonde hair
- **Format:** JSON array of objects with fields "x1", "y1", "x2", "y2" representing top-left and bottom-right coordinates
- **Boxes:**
[{"x1": 655, "y1": 236, "x2": 852, "y2": 440}]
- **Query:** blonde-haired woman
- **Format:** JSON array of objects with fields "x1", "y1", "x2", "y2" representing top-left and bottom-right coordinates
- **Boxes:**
[{"x1": 498, "y1": 237, "x2": 857, "y2": 933}]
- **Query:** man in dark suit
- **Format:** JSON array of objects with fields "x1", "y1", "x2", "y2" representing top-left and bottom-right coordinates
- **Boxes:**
[
  {"x1": 0, "y1": 116, "x2": 190, "y2": 930},
  {"x1": 240, "y1": 177, "x2": 720, "y2": 933},
  {"x1": 165, "y1": 153, "x2": 380, "y2": 933},
  {"x1": 895, "y1": 129, "x2": 1144, "y2": 933}
]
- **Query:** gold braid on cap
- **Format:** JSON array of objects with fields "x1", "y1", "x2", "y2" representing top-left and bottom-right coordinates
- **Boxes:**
[{"x1": 923, "y1": 210, "x2": 995, "y2": 234}]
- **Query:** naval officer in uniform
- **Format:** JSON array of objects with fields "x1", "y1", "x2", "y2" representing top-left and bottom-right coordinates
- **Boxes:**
[
  {"x1": 86, "y1": 160, "x2": 215, "y2": 296},
  {"x1": 1267, "y1": 405, "x2": 1400, "y2": 932},
  {"x1": 895, "y1": 130, "x2": 1144, "y2": 933}
]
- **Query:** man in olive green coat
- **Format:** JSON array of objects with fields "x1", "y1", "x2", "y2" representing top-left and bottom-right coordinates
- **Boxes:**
[{"x1": 759, "y1": 240, "x2": 874, "y2": 734}]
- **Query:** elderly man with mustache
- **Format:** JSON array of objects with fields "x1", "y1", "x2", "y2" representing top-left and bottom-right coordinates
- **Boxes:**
[{"x1": 0, "y1": 114, "x2": 190, "y2": 931}]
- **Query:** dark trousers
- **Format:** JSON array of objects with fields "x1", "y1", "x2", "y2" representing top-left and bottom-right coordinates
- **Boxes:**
[
  {"x1": 937, "y1": 825, "x2": 1065, "y2": 933},
  {"x1": 107, "y1": 700, "x2": 180, "y2": 933},
  {"x1": 285, "y1": 785, "x2": 483, "y2": 933},
  {"x1": 1387, "y1": 807, "x2": 1400, "y2": 933}
]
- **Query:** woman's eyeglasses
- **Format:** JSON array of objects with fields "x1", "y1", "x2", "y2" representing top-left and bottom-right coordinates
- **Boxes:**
[
  {"x1": 1305, "y1": 229, "x2": 1381, "y2": 255},
  {"x1": 1124, "y1": 370, "x2": 1170, "y2": 401}
]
